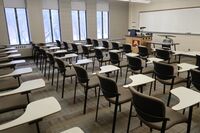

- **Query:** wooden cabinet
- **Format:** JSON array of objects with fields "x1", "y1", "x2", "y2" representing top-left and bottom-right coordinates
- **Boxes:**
[{"x1": 125, "y1": 35, "x2": 152, "y2": 53}]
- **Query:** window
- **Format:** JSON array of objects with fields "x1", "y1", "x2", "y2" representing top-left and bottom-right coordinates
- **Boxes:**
[
  {"x1": 5, "y1": 8, "x2": 30, "y2": 45},
  {"x1": 42, "y1": 9, "x2": 60, "y2": 43},
  {"x1": 71, "y1": 10, "x2": 87, "y2": 41},
  {"x1": 97, "y1": 11, "x2": 109, "y2": 39}
]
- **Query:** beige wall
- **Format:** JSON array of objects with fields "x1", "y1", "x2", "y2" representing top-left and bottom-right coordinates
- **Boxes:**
[
  {"x1": 129, "y1": 0, "x2": 200, "y2": 51},
  {"x1": 110, "y1": 1, "x2": 129, "y2": 40},
  {"x1": 26, "y1": 0, "x2": 45, "y2": 43},
  {"x1": 0, "y1": 0, "x2": 9, "y2": 44}
]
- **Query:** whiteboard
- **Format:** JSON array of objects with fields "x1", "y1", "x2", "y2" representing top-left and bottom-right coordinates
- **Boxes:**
[{"x1": 139, "y1": 7, "x2": 200, "y2": 34}]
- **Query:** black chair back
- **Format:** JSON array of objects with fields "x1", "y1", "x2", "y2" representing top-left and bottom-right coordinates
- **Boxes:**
[
  {"x1": 97, "y1": 73, "x2": 119, "y2": 98},
  {"x1": 95, "y1": 49, "x2": 103, "y2": 60},
  {"x1": 55, "y1": 58, "x2": 66, "y2": 73},
  {"x1": 56, "y1": 40, "x2": 61, "y2": 47},
  {"x1": 191, "y1": 69, "x2": 200, "y2": 91},
  {"x1": 156, "y1": 49, "x2": 170, "y2": 61},
  {"x1": 127, "y1": 56, "x2": 142, "y2": 71},
  {"x1": 112, "y1": 42, "x2": 119, "y2": 50},
  {"x1": 71, "y1": 43, "x2": 78, "y2": 52},
  {"x1": 46, "y1": 52, "x2": 55, "y2": 65},
  {"x1": 93, "y1": 39, "x2": 99, "y2": 47},
  {"x1": 153, "y1": 61, "x2": 174, "y2": 80},
  {"x1": 63, "y1": 41, "x2": 69, "y2": 50},
  {"x1": 138, "y1": 46, "x2": 149, "y2": 57},
  {"x1": 73, "y1": 64, "x2": 89, "y2": 84},
  {"x1": 82, "y1": 45, "x2": 90, "y2": 55},
  {"x1": 131, "y1": 88, "x2": 167, "y2": 122},
  {"x1": 109, "y1": 52, "x2": 120, "y2": 64},
  {"x1": 123, "y1": 44, "x2": 132, "y2": 53},
  {"x1": 102, "y1": 41, "x2": 109, "y2": 49},
  {"x1": 196, "y1": 55, "x2": 200, "y2": 69},
  {"x1": 86, "y1": 38, "x2": 92, "y2": 44}
]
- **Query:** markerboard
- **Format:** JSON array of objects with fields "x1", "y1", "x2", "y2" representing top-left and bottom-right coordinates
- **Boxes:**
[{"x1": 139, "y1": 7, "x2": 200, "y2": 34}]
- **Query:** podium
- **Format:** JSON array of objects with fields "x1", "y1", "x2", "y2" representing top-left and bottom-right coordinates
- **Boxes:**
[{"x1": 125, "y1": 35, "x2": 152, "y2": 53}]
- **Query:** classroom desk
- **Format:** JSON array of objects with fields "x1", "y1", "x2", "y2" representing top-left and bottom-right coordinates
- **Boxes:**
[
  {"x1": 0, "y1": 47, "x2": 16, "y2": 52},
  {"x1": 94, "y1": 46, "x2": 106, "y2": 50},
  {"x1": 48, "y1": 46, "x2": 60, "y2": 50},
  {"x1": 109, "y1": 49, "x2": 123, "y2": 53},
  {"x1": 59, "y1": 54, "x2": 78, "y2": 60},
  {"x1": 123, "y1": 74, "x2": 155, "y2": 88},
  {"x1": 146, "y1": 57, "x2": 164, "y2": 64},
  {"x1": 177, "y1": 63, "x2": 198, "y2": 87},
  {"x1": 61, "y1": 127, "x2": 84, "y2": 133},
  {"x1": 52, "y1": 50, "x2": 68, "y2": 55},
  {"x1": 0, "y1": 79, "x2": 45, "y2": 103},
  {"x1": 98, "y1": 65, "x2": 120, "y2": 82},
  {"x1": 173, "y1": 51, "x2": 200, "y2": 62},
  {"x1": 147, "y1": 41, "x2": 180, "y2": 51},
  {"x1": 0, "y1": 60, "x2": 25, "y2": 68},
  {"x1": 0, "y1": 67, "x2": 32, "y2": 79},
  {"x1": 125, "y1": 53, "x2": 139, "y2": 57},
  {"x1": 1, "y1": 50, "x2": 18, "y2": 54},
  {"x1": 6, "y1": 54, "x2": 21, "y2": 58},
  {"x1": 171, "y1": 87, "x2": 200, "y2": 133},
  {"x1": 0, "y1": 97, "x2": 61, "y2": 133}
]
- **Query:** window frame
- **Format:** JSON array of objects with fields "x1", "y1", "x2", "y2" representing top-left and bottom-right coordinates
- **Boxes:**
[
  {"x1": 72, "y1": 10, "x2": 87, "y2": 41},
  {"x1": 42, "y1": 9, "x2": 61, "y2": 43},
  {"x1": 5, "y1": 7, "x2": 30, "y2": 45},
  {"x1": 97, "y1": 11, "x2": 109, "y2": 39}
]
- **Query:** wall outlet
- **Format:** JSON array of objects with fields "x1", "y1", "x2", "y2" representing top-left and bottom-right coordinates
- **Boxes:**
[{"x1": 188, "y1": 48, "x2": 190, "y2": 51}]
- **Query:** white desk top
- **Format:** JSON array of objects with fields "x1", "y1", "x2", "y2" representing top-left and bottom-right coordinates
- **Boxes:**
[
  {"x1": 84, "y1": 44, "x2": 93, "y2": 47},
  {"x1": 74, "y1": 42, "x2": 83, "y2": 45},
  {"x1": 177, "y1": 63, "x2": 198, "y2": 73},
  {"x1": 0, "y1": 60, "x2": 25, "y2": 67},
  {"x1": 41, "y1": 44, "x2": 55, "y2": 48},
  {"x1": 59, "y1": 54, "x2": 78, "y2": 59},
  {"x1": 61, "y1": 127, "x2": 84, "y2": 133},
  {"x1": 171, "y1": 87, "x2": 200, "y2": 110},
  {"x1": 2, "y1": 50, "x2": 18, "y2": 54},
  {"x1": 0, "y1": 47, "x2": 15, "y2": 52},
  {"x1": 109, "y1": 50, "x2": 122, "y2": 53},
  {"x1": 53, "y1": 50, "x2": 68, "y2": 54},
  {"x1": 99, "y1": 65, "x2": 120, "y2": 74},
  {"x1": 146, "y1": 41, "x2": 179, "y2": 45},
  {"x1": 173, "y1": 51, "x2": 200, "y2": 57},
  {"x1": 0, "y1": 67, "x2": 32, "y2": 78},
  {"x1": 48, "y1": 46, "x2": 60, "y2": 50},
  {"x1": 7, "y1": 54, "x2": 21, "y2": 58},
  {"x1": 0, "y1": 97, "x2": 61, "y2": 131},
  {"x1": 147, "y1": 57, "x2": 164, "y2": 64},
  {"x1": 0, "y1": 79, "x2": 45, "y2": 97},
  {"x1": 94, "y1": 46, "x2": 105, "y2": 50},
  {"x1": 123, "y1": 74, "x2": 155, "y2": 88},
  {"x1": 125, "y1": 53, "x2": 139, "y2": 57},
  {"x1": 76, "y1": 59, "x2": 93, "y2": 65}
]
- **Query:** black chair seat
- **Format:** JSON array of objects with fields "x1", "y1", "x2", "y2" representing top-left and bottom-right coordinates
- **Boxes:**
[
  {"x1": 145, "y1": 107, "x2": 187, "y2": 130},
  {"x1": 108, "y1": 87, "x2": 132, "y2": 104},
  {"x1": 82, "y1": 75, "x2": 99, "y2": 88},
  {"x1": 99, "y1": 57, "x2": 110, "y2": 62},
  {"x1": 0, "y1": 78, "x2": 19, "y2": 92},
  {"x1": 157, "y1": 77, "x2": 187, "y2": 85}
]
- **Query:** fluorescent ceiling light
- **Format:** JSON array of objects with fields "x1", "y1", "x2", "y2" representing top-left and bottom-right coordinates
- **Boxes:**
[{"x1": 118, "y1": 0, "x2": 151, "y2": 4}]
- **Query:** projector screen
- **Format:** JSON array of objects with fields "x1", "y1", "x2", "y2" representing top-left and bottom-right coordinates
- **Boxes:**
[{"x1": 139, "y1": 7, "x2": 200, "y2": 34}]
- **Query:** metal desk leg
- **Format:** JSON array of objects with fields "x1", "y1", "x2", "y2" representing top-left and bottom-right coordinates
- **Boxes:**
[
  {"x1": 187, "y1": 106, "x2": 193, "y2": 133},
  {"x1": 116, "y1": 70, "x2": 119, "y2": 83}
]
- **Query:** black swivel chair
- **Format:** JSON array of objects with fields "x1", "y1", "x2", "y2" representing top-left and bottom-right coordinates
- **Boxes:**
[
  {"x1": 86, "y1": 38, "x2": 92, "y2": 44},
  {"x1": 96, "y1": 73, "x2": 132, "y2": 133},
  {"x1": 63, "y1": 41, "x2": 74, "y2": 53},
  {"x1": 102, "y1": 40, "x2": 110, "y2": 51},
  {"x1": 71, "y1": 43, "x2": 83, "y2": 59},
  {"x1": 112, "y1": 42, "x2": 122, "y2": 50},
  {"x1": 56, "y1": 40, "x2": 62, "y2": 48},
  {"x1": 127, "y1": 87, "x2": 188, "y2": 133},
  {"x1": 196, "y1": 55, "x2": 200, "y2": 70},
  {"x1": 190, "y1": 69, "x2": 200, "y2": 90},
  {"x1": 73, "y1": 64, "x2": 99, "y2": 114},
  {"x1": 138, "y1": 46, "x2": 149, "y2": 60}
]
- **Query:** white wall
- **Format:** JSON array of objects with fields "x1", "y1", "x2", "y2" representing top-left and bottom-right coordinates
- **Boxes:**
[{"x1": 129, "y1": 0, "x2": 200, "y2": 51}]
